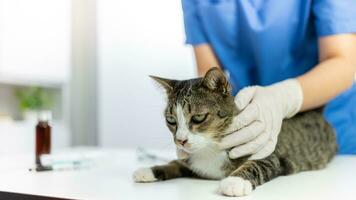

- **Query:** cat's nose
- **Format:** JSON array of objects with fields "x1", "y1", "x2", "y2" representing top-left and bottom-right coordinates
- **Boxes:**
[{"x1": 177, "y1": 139, "x2": 188, "y2": 146}]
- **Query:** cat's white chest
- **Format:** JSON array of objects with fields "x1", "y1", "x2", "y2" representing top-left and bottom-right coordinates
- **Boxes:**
[{"x1": 188, "y1": 149, "x2": 229, "y2": 180}]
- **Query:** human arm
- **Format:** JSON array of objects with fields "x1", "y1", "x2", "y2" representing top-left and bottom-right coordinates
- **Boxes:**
[
  {"x1": 298, "y1": 34, "x2": 356, "y2": 111},
  {"x1": 193, "y1": 44, "x2": 221, "y2": 76},
  {"x1": 221, "y1": 34, "x2": 356, "y2": 160},
  {"x1": 181, "y1": 0, "x2": 220, "y2": 76}
]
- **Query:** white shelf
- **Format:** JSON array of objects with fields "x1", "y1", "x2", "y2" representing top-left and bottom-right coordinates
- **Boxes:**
[{"x1": 0, "y1": 75, "x2": 66, "y2": 89}]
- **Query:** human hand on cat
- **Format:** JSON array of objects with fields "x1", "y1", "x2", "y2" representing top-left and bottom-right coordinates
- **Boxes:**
[{"x1": 221, "y1": 79, "x2": 303, "y2": 160}]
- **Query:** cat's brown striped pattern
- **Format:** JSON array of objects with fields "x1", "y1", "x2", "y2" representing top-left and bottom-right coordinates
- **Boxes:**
[{"x1": 133, "y1": 68, "x2": 337, "y2": 196}]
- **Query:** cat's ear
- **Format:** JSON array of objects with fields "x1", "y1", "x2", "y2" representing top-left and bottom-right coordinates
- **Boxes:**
[
  {"x1": 149, "y1": 75, "x2": 177, "y2": 94},
  {"x1": 202, "y1": 67, "x2": 231, "y2": 95}
]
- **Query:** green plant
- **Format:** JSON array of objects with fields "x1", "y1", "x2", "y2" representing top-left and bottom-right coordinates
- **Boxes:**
[{"x1": 15, "y1": 87, "x2": 53, "y2": 111}]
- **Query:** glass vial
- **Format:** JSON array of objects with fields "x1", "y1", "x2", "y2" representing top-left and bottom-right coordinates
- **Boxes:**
[{"x1": 35, "y1": 111, "x2": 52, "y2": 166}]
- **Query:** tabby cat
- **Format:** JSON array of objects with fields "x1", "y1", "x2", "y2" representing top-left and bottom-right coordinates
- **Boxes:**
[{"x1": 133, "y1": 68, "x2": 337, "y2": 197}]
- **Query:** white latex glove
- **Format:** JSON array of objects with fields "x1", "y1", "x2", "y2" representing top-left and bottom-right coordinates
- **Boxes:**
[{"x1": 221, "y1": 79, "x2": 303, "y2": 160}]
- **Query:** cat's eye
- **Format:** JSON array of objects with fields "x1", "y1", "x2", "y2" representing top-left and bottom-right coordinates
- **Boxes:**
[
  {"x1": 191, "y1": 114, "x2": 208, "y2": 124},
  {"x1": 166, "y1": 116, "x2": 177, "y2": 125}
]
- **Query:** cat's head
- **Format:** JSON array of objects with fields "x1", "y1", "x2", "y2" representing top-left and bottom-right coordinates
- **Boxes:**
[{"x1": 151, "y1": 67, "x2": 238, "y2": 154}]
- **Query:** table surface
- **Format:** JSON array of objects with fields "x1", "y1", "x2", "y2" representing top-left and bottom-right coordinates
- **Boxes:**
[{"x1": 0, "y1": 147, "x2": 355, "y2": 200}]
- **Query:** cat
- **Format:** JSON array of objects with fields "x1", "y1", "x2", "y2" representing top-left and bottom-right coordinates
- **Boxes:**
[{"x1": 133, "y1": 67, "x2": 337, "y2": 197}]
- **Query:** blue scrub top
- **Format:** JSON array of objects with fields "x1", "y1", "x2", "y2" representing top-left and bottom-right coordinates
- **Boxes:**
[{"x1": 181, "y1": 0, "x2": 356, "y2": 154}]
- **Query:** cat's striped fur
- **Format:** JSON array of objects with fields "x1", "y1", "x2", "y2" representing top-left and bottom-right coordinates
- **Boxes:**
[{"x1": 134, "y1": 68, "x2": 337, "y2": 196}]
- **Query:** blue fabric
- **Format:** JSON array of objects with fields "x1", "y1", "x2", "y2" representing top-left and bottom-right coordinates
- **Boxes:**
[{"x1": 181, "y1": 0, "x2": 356, "y2": 154}]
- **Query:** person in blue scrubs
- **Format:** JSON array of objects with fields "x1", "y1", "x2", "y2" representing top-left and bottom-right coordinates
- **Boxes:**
[{"x1": 181, "y1": 0, "x2": 356, "y2": 158}]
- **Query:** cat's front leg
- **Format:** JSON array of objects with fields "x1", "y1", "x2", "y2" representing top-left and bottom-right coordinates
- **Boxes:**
[
  {"x1": 133, "y1": 160, "x2": 195, "y2": 183},
  {"x1": 219, "y1": 154, "x2": 283, "y2": 197}
]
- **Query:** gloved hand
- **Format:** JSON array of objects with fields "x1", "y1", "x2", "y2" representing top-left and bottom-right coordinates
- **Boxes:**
[{"x1": 221, "y1": 79, "x2": 303, "y2": 160}]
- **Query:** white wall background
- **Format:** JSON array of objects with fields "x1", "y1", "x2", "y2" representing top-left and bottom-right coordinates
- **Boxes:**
[
  {"x1": 71, "y1": 0, "x2": 98, "y2": 146},
  {"x1": 98, "y1": 0, "x2": 196, "y2": 149},
  {"x1": 0, "y1": 0, "x2": 70, "y2": 84}
]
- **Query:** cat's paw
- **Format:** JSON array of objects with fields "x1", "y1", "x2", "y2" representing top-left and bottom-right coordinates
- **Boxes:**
[
  {"x1": 133, "y1": 167, "x2": 157, "y2": 183},
  {"x1": 218, "y1": 177, "x2": 253, "y2": 197}
]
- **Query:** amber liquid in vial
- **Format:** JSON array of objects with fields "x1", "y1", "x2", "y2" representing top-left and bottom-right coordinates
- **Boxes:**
[{"x1": 35, "y1": 120, "x2": 51, "y2": 166}]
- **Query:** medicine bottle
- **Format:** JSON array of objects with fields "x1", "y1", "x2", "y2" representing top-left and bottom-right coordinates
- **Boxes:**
[{"x1": 35, "y1": 111, "x2": 52, "y2": 166}]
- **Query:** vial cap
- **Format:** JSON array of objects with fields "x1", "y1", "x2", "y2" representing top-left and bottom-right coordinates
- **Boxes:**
[{"x1": 38, "y1": 111, "x2": 52, "y2": 122}]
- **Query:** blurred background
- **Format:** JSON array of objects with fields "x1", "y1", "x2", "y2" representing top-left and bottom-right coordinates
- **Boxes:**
[{"x1": 0, "y1": 0, "x2": 195, "y2": 154}]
